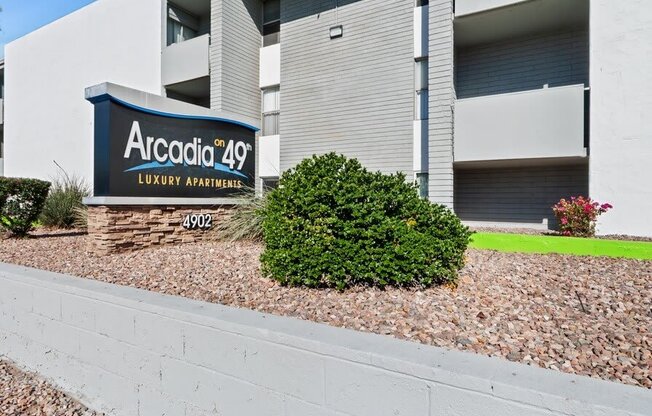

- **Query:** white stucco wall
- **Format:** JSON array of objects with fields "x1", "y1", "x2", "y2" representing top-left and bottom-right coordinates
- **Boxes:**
[
  {"x1": 589, "y1": 0, "x2": 652, "y2": 237},
  {"x1": 4, "y1": 0, "x2": 164, "y2": 182}
]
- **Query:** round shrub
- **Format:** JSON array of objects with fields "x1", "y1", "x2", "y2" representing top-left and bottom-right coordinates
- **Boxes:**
[
  {"x1": 260, "y1": 153, "x2": 471, "y2": 289},
  {"x1": 0, "y1": 177, "x2": 51, "y2": 236}
]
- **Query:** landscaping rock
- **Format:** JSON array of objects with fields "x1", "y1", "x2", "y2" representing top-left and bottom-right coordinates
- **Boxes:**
[
  {"x1": 0, "y1": 359, "x2": 101, "y2": 415},
  {"x1": 0, "y1": 230, "x2": 650, "y2": 389}
]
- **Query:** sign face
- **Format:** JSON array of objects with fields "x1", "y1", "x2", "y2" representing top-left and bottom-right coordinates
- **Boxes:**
[{"x1": 91, "y1": 96, "x2": 256, "y2": 198}]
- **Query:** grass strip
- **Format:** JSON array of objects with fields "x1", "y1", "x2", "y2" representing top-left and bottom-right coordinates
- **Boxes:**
[{"x1": 470, "y1": 232, "x2": 652, "y2": 260}]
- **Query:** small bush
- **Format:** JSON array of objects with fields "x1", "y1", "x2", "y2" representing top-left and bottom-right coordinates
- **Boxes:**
[
  {"x1": 0, "y1": 177, "x2": 51, "y2": 236},
  {"x1": 212, "y1": 187, "x2": 267, "y2": 242},
  {"x1": 260, "y1": 153, "x2": 471, "y2": 289},
  {"x1": 552, "y1": 196, "x2": 612, "y2": 237},
  {"x1": 40, "y1": 173, "x2": 91, "y2": 228}
]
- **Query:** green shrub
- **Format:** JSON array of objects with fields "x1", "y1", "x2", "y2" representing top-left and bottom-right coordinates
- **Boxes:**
[
  {"x1": 40, "y1": 174, "x2": 91, "y2": 228},
  {"x1": 212, "y1": 187, "x2": 267, "y2": 242},
  {"x1": 0, "y1": 177, "x2": 51, "y2": 236},
  {"x1": 260, "y1": 153, "x2": 471, "y2": 289}
]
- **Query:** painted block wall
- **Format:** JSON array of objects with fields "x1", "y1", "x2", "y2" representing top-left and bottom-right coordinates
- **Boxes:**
[
  {"x1": 589, "y1": 0, "x2": 652, "y2": 237},
  {"x1": 3, "y1": 0, "x2": 164, "y2": 182},
  {"x1": 454, "y1": 163, "x2": 589, "y2": 228},
  {"x1": 428, "y1": 0, "x2": 455, "y2": 207},
  {"x1": 210, "y1": 0, "x2": 262, "y2": 121},
  {"x1": 0, "y1": 264, "x2": 650, "y2": 416},
  {"x1": 279, "y1": 0, "x2": 415, "y2": 176}
]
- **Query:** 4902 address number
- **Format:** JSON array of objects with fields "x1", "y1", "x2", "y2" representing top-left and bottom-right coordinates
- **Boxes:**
[{"x1": 182, "y1": 214, "x2": 213, "y2": 230}]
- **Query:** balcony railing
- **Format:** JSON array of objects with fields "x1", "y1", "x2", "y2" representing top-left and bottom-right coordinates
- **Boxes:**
[
  {"x1": 454, "y1": 84, "x2": 588, "y2": 163},
  {"x1": 162, "y1": 34, "x2": 210, "y2": 86}
]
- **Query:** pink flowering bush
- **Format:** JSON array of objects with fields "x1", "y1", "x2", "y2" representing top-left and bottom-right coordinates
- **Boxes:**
[{"x1": 552, "y1": 196, "x2": 612, "y2": 237}]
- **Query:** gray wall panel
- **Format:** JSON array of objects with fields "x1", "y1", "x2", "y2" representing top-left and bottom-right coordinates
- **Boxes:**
[
  {"x1": 428, "y1": 0, "x2": 455, "y2": 207},
  {"x1": 211, "y1": 0, "x2": 262, "y2": 120},
  {"x1": 280, "y1": 0, "x2": 415, "y2": 175},
  {"x1": 454, "y1": 164, "x2": 589, "y2": 227},
  {"x1": 456, "y1": 30, "x2": 589, "y2": 99}
]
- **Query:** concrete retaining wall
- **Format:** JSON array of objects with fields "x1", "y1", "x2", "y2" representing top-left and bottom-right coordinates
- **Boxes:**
[{"x1": 0, "y1": 263, "x2": 649, "y2": 416}]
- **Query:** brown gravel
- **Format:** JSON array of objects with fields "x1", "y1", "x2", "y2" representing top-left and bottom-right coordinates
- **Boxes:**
[
  {"x1": 1, "y1": 230, "x2": 650, "y2": 389},
  {"x1": 0, "y1": 359, "x2": 101, "y2": 416}
]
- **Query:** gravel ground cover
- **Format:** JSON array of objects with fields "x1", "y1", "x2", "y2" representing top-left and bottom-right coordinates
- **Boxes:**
[
  {"x1": 0, "y1": 359, "x2": 101, "y2": 416},
  {"x1": 0, "y1": 230, "x2": 650, "y2": 389}
]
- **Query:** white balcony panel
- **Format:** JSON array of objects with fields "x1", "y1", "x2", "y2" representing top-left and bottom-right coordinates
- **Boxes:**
[
  {"x1": 260, "y1": 44, "x2": 281, "y2": 88},
  {"x1": 162, "y1": 34, "x2": 210, "y2": 86},
  {"x1": 0, "y1": 99, "x2": 3, "y2": 124},
  {"x1": 413, "y1": 120, "x2": 428, "y2": 172},
  {"x1": 259, "y1": 134, "x2": 280, "y2": 178},
  {"x1": 455, "y1": 0, "x2": 529, "y2": 17},
  {"x1": 454, "y1": 85, "x2": 586, "y2": 163},
  {"x1": 414, "y1": 5, "x2": 428, "y2": 59}
]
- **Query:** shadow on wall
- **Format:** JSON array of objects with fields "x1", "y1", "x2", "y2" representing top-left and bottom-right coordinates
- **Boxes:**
[
  {"x1": 453, "y1": 164, "x2": 589, "y2": 229},
  {"x1": 243, "y1": 0, "x2": 364, "y2": 31},
  {"x1": 455, "y1": 29, "x2": 590, "y2": 99}
]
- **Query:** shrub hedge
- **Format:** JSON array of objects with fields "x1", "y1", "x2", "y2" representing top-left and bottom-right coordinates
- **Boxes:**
[
  {"x1": 260, "y1": 153, "x2": 471, "y2": 289},
  {"x1": 0, "y1": 177, "x2": 51, "y2": 236}
]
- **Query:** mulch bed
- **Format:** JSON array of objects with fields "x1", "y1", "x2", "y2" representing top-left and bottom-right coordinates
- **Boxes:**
[
  {"x1": 0, "y1": 230, "x2": 650, "y2": 389},
  {"x1": 0, "y1": 359, "x2": 101, "y2": 416}
]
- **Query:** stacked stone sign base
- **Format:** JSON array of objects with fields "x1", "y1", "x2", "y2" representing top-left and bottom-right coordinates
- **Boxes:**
[{"x1": 87, "y1": 205, "x2": 232, "y2": 254}]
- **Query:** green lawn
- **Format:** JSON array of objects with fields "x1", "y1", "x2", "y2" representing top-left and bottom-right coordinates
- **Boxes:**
[{"x1": 469, "y1": 232, "x2": 652, "y2": 260}]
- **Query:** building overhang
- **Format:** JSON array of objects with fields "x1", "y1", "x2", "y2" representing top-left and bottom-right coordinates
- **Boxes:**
[{"x1": 455, "y1": 0, "x2": 589, "y2": 48}]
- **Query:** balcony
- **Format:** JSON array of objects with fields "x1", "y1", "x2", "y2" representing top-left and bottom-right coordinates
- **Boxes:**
[
  {"x1": 162, "y1": 34, "x2": 210, "y2": 87},
  {"x1": 414, "y1": 5, "x2": 428, "y2": 59},
  {"x1": 260, "y1": 44, "x2": 280, "y2": 88},
  {"x1": 454, "y1": 84, "x2": 588, "y2": 164}
]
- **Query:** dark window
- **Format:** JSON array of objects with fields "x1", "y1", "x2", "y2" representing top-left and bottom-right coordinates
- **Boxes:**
[
  {"x1": 262, "y1": 178, "x2": 279, "y2": 193},
  {"x1": 416, "y1": 0, "x2": 429, "y2": 6},
  {"x1": 263, "y1": 0, "x2": 280, "y2": 47},
  {"x1": 416, "y1": 173, "x2": 429, "y2": 199},
  {"x1": 167, "y1": 4, "x2": 199, "y2": 46}
]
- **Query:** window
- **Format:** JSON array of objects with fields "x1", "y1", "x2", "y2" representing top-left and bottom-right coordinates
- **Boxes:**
[
  {"x1": 415, "y1": 59, "x2": 428, "y2": 120},
  {"x1": 262, "y1": 87, "x2": 280, "y2": 136},
  {"x1": 263, "y1": 0, "x2": 280, "y2": 47},
  {"x1": 262, "y1": 178, "x2": 279, "y2": 193},
  {"x1": 416, "y1": 0, "x2": 429, "y2": 6},
  {"x1": 416, "y1": 173, "x2": 429, "y2": 199},
  {"x1": 167, "y1": 4, "x2": 199, "y2": 46}
]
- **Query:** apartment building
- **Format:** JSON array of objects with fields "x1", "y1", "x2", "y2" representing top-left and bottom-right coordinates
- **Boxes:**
[{"x1": 3, "y1": 0, "x2": 651, "y2": 236}]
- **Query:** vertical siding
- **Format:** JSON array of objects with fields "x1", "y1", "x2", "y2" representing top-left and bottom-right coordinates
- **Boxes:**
[
  {"x1": 210, "y1": 0, "x2": 261, "y2": 120},
  {"x1": 456, "y1": 30, "x2": 589, "y2": 99},
  {"x1": 428, "y1": 0, "x2": 455, "y2": 207},
  {"x1": 454, "y1": 164, "x2": 589, "y2": 227},
  {"x1": 279, "y1": 0, "x2": 415, "y2": 175}
]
